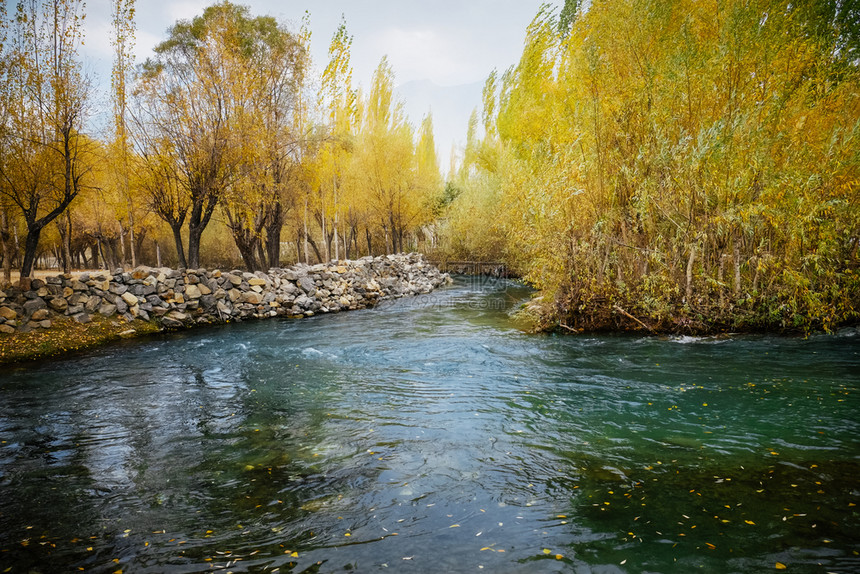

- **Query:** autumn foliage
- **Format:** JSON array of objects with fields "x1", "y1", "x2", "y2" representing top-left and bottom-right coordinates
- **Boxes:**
[
  {"x1": 443, "y1": 0, "x2": 860, "y2": 333},
  {"x1": 0, "y1": 1, "x2": 443, "y2": 279}
]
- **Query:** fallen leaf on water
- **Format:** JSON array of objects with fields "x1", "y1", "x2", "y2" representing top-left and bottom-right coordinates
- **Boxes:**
[
  {"x1": 449, "y1": 524, "x2": 460, "y2": 528},
  {"x1": 745, "y1": 520, "x2": 756, "y2": 525},
  {"x1": 542, "y1": 548, "x2": 551, "y2": 554},
  {"x1": 775, "y1": 562, "x2": 787, "y2": 570}
]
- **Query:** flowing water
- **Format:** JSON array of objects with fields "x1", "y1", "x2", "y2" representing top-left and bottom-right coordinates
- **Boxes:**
[{"x1": 0, "y1": 277, "x2": 858, "y2": 573}]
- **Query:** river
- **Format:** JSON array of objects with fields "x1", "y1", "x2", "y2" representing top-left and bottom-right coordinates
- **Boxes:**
[{"x1": 1, "y1": 276, "x2": 858, "y2": 573}]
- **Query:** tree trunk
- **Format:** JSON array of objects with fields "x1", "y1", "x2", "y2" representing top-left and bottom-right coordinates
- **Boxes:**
[
  {"x1": 733, "y1": 236, "x2": 741, "y2": 298},
  {"x1": 265, "y1": 203, "x2": 284, "y2": 269},
  {"x1": 128, "y1": 200, "x2": 137, "y2": 268},
  {"x1": 1, "y1": 210, "x2": 13, "y2": 283},
  {"x1": 187, "y1": 191, "x2": 218, "y2": 269},
  {"x1": 20, "y1": 227, "x2": 43, "y2": 278},
  {"x1": 307, "y1": 235, "x2": 323, "y2": 264},
  {"x1": 685, "y1": 246, "x2": 696, "y2": 305},
  {"x1": 235, "y1": 236, "x2": 259, "y2": 272},
  {"x1": 170, "y1": 223, "x2": 187, "y2": 268},
  {"x1": 187, "y1": 227, "x2": 203, "y2": 269}
]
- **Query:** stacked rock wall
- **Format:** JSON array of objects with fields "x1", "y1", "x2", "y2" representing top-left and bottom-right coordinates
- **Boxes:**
[{"x1": 0, "y1": 253, "x2": 451, "y2": 334}]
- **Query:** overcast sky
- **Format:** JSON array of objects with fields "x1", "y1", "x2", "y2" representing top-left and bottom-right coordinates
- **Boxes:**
[{"x1": 6, "y1": 0, "x2": 552, "y2": 156}]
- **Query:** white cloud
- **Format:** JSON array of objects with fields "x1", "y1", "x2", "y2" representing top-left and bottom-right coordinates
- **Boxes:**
[
  {"x1": 367, "y1": 27, "x2": 471, "y2": 86},
  {"x1": 14, "y1": 0, "x2": 551, "y2": 147}
]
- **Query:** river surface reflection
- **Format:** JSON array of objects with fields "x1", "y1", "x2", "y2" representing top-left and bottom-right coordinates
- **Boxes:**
[{"x1": 1, "y1": 276, "x2": 858, "y2": 573}]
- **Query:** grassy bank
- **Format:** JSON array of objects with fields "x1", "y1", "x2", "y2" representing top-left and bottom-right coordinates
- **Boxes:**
[{"x1": 0, "y1": 315, "x2": 162, "y2": 366}]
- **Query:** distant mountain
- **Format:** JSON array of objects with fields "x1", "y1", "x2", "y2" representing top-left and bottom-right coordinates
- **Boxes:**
[{"x1": 395, "y1": 79, "x2": 484, "y2": 165}]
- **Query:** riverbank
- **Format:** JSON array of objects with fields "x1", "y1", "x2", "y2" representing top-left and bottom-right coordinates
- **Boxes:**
[
  {"x1": 0, "y1": 253, "x2": 451, "y2": 365},
  {"x1": 519, "y1": 290, "x2": 860, "y2": 336}
]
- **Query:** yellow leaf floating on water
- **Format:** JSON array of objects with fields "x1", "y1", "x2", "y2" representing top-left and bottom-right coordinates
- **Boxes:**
[
  {"x1": 775, "y1": 562, "x2": 787, "y2": 570},
  {"x1": 543, "y1": 548, "x2": 551, "y2": 555},
  {"x1": 555, "y1": 554, "x2": 563, "y2": 560},
  {"x1": 745, "y1": 520, "x2": 756, "y2": 525},
  {"x1": 449, "y1": 524, "x2": 460, "y2": 528}
]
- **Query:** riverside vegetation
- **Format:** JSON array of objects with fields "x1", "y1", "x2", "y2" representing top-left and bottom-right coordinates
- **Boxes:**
[
  {"x1": 0, "y1": 253, "x2": 450, "y2": 364},
  {"x1": 0, "y1": 0, "x2": 857, "y2": 338}
]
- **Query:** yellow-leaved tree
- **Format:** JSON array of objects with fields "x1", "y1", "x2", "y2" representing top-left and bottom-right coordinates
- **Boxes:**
[{"x1": 444, "y1": 0, "x2": 860, "y2": 333}]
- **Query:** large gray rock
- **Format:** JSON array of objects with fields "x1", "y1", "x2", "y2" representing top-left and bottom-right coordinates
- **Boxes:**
[
  {"x1": 85, "y1": 296, "x2": 102, "y2": 313},
  {"x1": 72, "y1": 312, "x2": 91, "y2": 324},
  {"x1": 185, "y1": 284, "x2": 202, "y2": 299},
  {"x1": 121, "y1": 291, "x2": 139, "y2": 306},
  {"x1": 98, "y1": 303, "x2": 117, "y2": 317},
  {"x1": 298, "y1": 276, "x2": 315, "y2": 294},
  {"x1": 23, "y1": 297, "x2": 47, "y2": 316}
]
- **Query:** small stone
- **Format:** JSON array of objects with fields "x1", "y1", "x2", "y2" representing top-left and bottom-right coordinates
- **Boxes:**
[
  {"x1": 72, "y1": 312, "x2": 91, "y2": 324},
  {"x1": 98, "y1": 303, "x2": 118, "y2": 317},
  {"x1": 48, "y1": 297, "x2": 69, "y2": 312},
  {"x1": 121, "y1": 291, "x2": 139, "y2": 306},
  {"x1": 0, "y1": 324, "x2": 15, "y2": 334},
  {"x1": 161, "y1": 317, "x2": 183, "y2": 329},
  {"x1": 298, "y1": 276, "x2": 315, "y2": 293},
  {"x1": 184, "y1": 284, "x2": 202, "y2": 299},
  {"x1": 31, "y1": 309, "x2": 50, "y2": 321},
  {"x1": 248, "y1": 277, "x2": 267, "y2": 286},
  {"x1": 85, "y1": 296, "x2": 102, "y2": 313},
  {"x1": 38, "y1": 319, "x2": 52, "y2": 329},
  {"x1": 115, "y1": 298, "x2": 128, "y2": 314},
  {"x1": 241, "y1": 291, "x2": 263, "y2": 304},
  {"x1": 23, "y1": 298, "x2": 47, "y2": 316},
  {"x1": 0, "y1": 307, "x2": 17, "y2": 320},
  {"x1": 216, "y1": 300, "x2": 231, "y2": 315}
]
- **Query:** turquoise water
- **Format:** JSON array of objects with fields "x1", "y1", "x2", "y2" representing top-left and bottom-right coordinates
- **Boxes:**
[{"x1": 0, "y1": 277, "x2": 858, "y2": 573}]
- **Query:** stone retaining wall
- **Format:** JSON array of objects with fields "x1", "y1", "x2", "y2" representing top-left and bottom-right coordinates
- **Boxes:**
[{"x1": 0, "y1": 253, "x2": 451, "y2": 334}]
